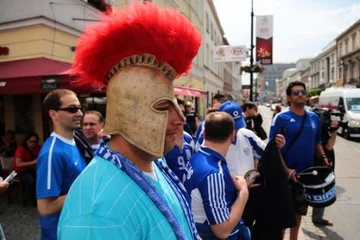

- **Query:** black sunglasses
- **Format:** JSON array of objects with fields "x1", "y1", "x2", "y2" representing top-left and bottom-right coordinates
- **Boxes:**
[
  {"x1": 292, "y1": 89, "x2": 307, "y2": 96},
  {"x1": 57, "y1": 106, "x2": 82, "y2": 114}
]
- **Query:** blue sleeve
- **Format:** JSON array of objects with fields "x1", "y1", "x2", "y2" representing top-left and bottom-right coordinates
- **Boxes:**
[
  {"x1": 269, "y1": 113, "x2": 282, "y2": 141},
  {"x1": 199, "y1": 173, "x2": 230, "y2": 225},
  {"x1": 36, "y1": 150, "x2": 66, "y2": 198}
]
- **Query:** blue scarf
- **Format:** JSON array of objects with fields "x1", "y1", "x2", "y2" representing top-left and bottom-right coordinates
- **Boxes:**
[{"x1": 95, "y1": 140, "x2": 199, "y2": 240}]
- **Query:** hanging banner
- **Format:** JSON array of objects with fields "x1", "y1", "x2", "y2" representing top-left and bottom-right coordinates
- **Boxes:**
[
  {"x1": 213, "y1": 45, "x2": 247, "y2": 62},
  {"x1": 256, "y1": 15, "x2": 273, "y2": 65}
]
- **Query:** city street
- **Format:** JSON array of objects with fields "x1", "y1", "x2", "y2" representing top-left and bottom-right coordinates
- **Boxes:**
[
  {"x1": 259, "y1": 105, "x2": 360, "y2": 240},
  {"x1": 0, "y1": 105, "x2": 359, "y2": 240}
]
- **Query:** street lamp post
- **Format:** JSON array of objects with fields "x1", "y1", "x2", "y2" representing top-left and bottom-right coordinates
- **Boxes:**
[{"x1": 249, "y1": 0, "x2": 255, "y2": 101}]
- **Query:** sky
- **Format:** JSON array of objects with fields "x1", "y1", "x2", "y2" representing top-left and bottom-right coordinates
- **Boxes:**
[{"x1": 213, "y1": 0, "x2": 360, "y2": 66}]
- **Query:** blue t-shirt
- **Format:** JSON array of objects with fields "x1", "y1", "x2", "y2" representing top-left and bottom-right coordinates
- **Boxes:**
[
  {"x1": 164, "y1": 131, "x2": 194, "y2": 183},
  {"x1": 185, "y1": 146, "x2": 241, "y2": 239},
  {"x1": 36, "y1": 132, "x2": 87, "y2": 240},
  {"x1": 57, "y1": 156, "x2": 192, "y2": 240},
  {"x1": 269, "y1": 109, "x2": 321, "y2": 173}
]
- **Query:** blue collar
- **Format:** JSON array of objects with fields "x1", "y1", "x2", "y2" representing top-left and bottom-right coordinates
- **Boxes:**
[
  {"x1": 95, "y1": 139, "x2": 200, "y2": 240},
  {"x1": 199, "y1": 145, "x2": 227, "y2": 163}
]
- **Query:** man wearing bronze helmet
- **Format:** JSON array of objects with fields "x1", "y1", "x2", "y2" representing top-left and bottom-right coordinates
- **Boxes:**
[{"x1": 57, "y1": 2, "x2": 201, "y2": 240}]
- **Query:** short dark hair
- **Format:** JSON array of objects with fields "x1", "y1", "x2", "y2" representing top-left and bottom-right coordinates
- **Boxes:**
[
  {"x1": 42, "y1": 89, "x2": 76, "y2": 116},
  {"x1": 84, "y1": 110, "x2": 105, "y2": 123},
  {"x1": 286, "y1": 81, "x2": 306, "y2": 96},
  {"x1": 213, "y1": 93, "x2": 226, "y2": 101},
  {"x1": 242, "y1": 102, "x2": 256, "y2": 112},
  {"x1": 204, "y1": 112, "x2": 234, "y2": 143}
]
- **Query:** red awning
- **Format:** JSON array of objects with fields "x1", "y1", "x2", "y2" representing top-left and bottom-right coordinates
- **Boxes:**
[
  {"x1": 0, "y1": 58, "x2": 104, "y2": 95},
  {"x1": 174, "y1": 85, "x2": 206, "y2": 98},
  {"x1": 0, "y1": 57, "x2": 71, "y2": 79},
  {"x1": 0, "y1": 58, "x2": 205, "y2": 96}
]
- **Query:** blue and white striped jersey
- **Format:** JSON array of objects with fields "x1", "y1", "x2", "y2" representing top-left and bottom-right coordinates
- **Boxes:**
[{"x1": 185, "y1": 146, "x2": 240, "y2": 234}]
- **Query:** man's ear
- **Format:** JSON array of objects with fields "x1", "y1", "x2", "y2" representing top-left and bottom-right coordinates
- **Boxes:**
[
  {"x1": 48, "y1": 110, "x2": 57, "y2": 120},
  {"x1": 230, "y1": 130, "x2": 236, "y2": 142}
]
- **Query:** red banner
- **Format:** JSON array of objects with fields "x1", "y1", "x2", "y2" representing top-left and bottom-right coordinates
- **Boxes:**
[{"x1": 256, "y1": 16, "x2": 273, "y2": 65}]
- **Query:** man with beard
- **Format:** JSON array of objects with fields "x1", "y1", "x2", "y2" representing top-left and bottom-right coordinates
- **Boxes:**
[
  {"x1": 36, "y1": 89, "x2": 87, "y2": 240},
  {"x1": 57, "y1": 3, "x2": 201, "y2": 240},
  {"x1": 270, "y1": 81, "x2": 330, "y2": 240}
]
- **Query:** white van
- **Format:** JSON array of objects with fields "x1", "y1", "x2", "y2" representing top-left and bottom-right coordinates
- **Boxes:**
[{"x1": 319, "y1": 88, "x2": 360, "y2": 139}]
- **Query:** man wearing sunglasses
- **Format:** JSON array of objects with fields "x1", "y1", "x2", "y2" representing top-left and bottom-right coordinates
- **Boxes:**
[
  {"x1": 36, "y1": 89, "x2": 87, "y2": 240},
  {"x1": 269, "y1": 81, "x2": 330, "y2": 240}
]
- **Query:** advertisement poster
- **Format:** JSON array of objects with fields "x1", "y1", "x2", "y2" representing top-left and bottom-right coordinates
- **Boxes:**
[
  {"x1": 213, "y1": 45, "x2": 247, "y2": 62},
  {"x1": 256, "y1": 15, "x2": 273, "y2": 65}
]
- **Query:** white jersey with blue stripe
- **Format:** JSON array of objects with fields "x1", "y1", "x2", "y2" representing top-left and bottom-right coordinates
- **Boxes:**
[{"x1": 226, "y1": 128, "x2": 266, "y2": 176}]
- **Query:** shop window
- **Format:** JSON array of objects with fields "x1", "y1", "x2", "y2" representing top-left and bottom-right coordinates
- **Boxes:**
[{"x1": 14, "y1": 95, "x2": 34, "y2": 134}]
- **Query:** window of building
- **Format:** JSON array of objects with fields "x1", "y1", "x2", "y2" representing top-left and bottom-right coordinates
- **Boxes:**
[
  {"x1": 206, "y1": 44, "x2": 209, "y2": 67},
  {"x1": 206, "y1": 13, "x2": 209, "y2": 33},
  {"x1": 14, "y1": 95, "x2": 34, "y2": 134},
  {"x1": 210, "y1": 22, "x2": 213, "y2": 40},
  {"x1": 352, "y1": 33, "x2": 357, "y2": 51},
  {"x1": 339, "y1": 43, "x2": 343, "y2": 57},
  {"x1": 345, "y1": 38, "x2": 349, "y2": 54}
]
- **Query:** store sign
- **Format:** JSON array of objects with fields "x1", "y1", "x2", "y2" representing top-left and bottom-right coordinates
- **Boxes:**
[
  {"x1": 41, "y1": 76, "x2": 60, "y2": 90},
  {"x1": 214, "y1": 45, "x2": 247, "y2": 62}
]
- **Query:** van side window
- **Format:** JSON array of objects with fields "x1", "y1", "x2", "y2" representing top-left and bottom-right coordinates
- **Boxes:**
[{"x1": 338, "y1": 97, "x2": 345, "y2": 112}]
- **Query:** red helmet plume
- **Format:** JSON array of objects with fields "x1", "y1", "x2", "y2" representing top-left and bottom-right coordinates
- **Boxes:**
[{"x1": 71, "y1": 2, "x2": 202, "y2": 87}]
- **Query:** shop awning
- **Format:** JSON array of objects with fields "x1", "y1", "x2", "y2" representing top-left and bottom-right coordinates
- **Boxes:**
[
  {"x1": 173, "y1": 85, "x2": 206, "y2": 98},
  {"x1": 0, "y1": 58, "x2": 103, "y2": 95}
]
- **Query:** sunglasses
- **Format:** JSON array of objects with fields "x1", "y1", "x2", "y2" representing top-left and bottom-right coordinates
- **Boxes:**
[
  {"x1": 292, "y1": 89, "x2": 307, "y2": 96},
  {"x1": 57, "y1": 106, "x2": 82, "y2": 114}
]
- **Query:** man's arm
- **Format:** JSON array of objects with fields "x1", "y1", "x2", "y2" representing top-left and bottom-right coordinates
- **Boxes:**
[
  {"x1": 37, "y1": 195, "x2": 67, "y2": 216},
  {"x1": 204, "y1": 175, "x2": 248, "y2": 239},
  {"x1": 324, "y1": 120, "x2": 338, "y2": 151},
  {"x1": 36, "y1": 150, "x2": 66, "y2": 216}
]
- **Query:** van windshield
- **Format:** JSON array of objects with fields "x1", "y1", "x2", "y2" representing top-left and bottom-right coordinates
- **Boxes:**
[{"x1": 346, "y1": 98, "x2": 360, "y2": 111}]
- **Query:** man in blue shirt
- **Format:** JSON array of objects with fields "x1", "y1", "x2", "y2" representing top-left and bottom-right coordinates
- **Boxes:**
[
  {"x1": 164, "y1": 131, "x2": 194, "y2": 183},
  {"x1": 37, "y1": 89, "x2": 87, "y2": 240},
  {"x1": 186, "y1": 112, "x2": 250, "y2": 240},
  {"x1": 269, "y1": 81, "x2": 330, "y2": 240}
]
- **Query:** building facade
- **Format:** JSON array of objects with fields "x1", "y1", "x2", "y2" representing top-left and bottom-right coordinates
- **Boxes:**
[
  {"x1": 336, "y1": 19, "x2": 360, "y2": 87},
  {"x1": 310, "y1": 41, "x2": 337, "y2": 90},
  {"x1": 0, "y1": 0, "x2": 212, "y2": 142}
]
